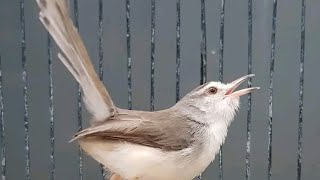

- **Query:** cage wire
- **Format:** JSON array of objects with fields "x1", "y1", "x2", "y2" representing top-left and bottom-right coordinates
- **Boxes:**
[{"x1": 19, "y1": 0, "x2": 31, "y2": 179}]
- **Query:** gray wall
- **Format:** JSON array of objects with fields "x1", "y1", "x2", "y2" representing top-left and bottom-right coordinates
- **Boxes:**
[{"x1": 0, "y1": 0, "x2": 320, "y2": 179}]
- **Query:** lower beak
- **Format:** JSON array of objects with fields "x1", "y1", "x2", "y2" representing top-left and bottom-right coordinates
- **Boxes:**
[{"x1": 225, "y1": 74, "x2": 260, "y2": 97}]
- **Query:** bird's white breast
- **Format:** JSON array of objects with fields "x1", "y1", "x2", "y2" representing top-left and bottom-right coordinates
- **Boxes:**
[
  {"x1": 79, "y1": 139, "x2": 193, "y2": 180},
  {"x1": 79, "y1": 127, "x2": 228, "y2": 180}
]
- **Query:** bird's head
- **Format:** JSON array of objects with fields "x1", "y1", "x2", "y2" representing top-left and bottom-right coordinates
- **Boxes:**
[{"x1": 176, "y1": 74, "x2": 260, "y2": 123}]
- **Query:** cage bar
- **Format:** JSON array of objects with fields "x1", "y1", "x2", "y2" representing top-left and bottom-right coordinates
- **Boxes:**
[
  {"x1": 268, "y1": 0, "x2": 278, "y2": 179},
  {"x1": 150, "y1": 0, "x2": 156, "y2": 112},
  {"x1": 200, "y1": 0, "x2": 207, "y2": 85},
  {"x1": 47, "y1": 33, "x2": 55, "y2": 180},
  {"x1": 126, "y1": 0, "x2": 132, "y2": 110},
  {"x1": 97, "y1": 0, "x2": 106, "y2": 178},
  {"x1": 245, "y1": 0, "x2": 253, "y2": 179},
  {"x1": 297, "y1": 0, "x2": 306, "y2": 179},
  {"x1": 20, "y1": 0, "x2": 31, "y2": 179},
  {"x1": 72, "y1": 0, "x2": 84, "y2": 179},
  {"x1": 0, "y1": 54, "x2": 6, "y2": 180},
  {"x1": 175, "y1": 0, "x2": 181, "y2": 103},
  {"x1": 98, "y1": 0, "x2": 104, "y2": 81},
  {"x1": 218, "y1": 0, "x2": 225, "y2": 179}
]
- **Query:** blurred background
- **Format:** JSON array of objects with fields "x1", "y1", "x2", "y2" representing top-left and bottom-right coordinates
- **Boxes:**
[{"x1": 0, "y1": 0, "x2": 319, "y2": 179}]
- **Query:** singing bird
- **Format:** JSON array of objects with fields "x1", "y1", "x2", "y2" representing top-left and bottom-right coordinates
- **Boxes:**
[{"x1": 36, "y1": 0, "x2": 259, "y2": 179}]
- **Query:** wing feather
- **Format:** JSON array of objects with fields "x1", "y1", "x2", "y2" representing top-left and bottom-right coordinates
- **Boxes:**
[{"x1": 72, "y1": 110, "x2": 197, "y2": 151}]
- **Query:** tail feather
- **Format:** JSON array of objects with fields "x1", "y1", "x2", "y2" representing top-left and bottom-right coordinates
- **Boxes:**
[{"x1": 37, "y1": 0, "x2": 116, "y2": 121}]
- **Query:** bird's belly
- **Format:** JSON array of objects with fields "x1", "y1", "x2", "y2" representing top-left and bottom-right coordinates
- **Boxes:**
[
  {"x1": 78, "y1": 138, "x2": 215, "y2": 180},
  {"x1": 181, "y1": 132, "x2": 224, "y2": 178}
]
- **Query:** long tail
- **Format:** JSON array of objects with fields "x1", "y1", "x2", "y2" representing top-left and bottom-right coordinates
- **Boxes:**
[{"x1": 36, "y1": 0, "x2": 116, "y2": 122}]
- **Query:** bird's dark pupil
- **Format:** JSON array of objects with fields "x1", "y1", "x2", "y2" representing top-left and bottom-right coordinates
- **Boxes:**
[{"x1": 210, "y1": 87, "x2": 217, "y2": 93}]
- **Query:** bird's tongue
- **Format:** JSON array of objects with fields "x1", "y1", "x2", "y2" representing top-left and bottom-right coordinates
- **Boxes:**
[{"x1": 225, "y1": 87, "x2": 236, "y2": 95}]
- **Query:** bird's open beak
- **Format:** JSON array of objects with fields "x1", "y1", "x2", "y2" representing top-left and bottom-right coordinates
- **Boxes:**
[{"x1": 225, "y1": 74, "x2": 260, "y2": 97}]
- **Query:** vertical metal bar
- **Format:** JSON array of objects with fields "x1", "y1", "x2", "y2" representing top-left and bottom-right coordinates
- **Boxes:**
[
  {"x1": 73, "y1": 0, "x2": 83, "y2": 179},
  {"x1": 20, "y1": 0, "x2": 31, "y2": 179},
  {"x1": 219, "y1": 0, "x2": 225, "y2": 83},
  {"x1": 197, "y1": 1, "x2": 207, "y2": 178},
  {"x1": 0, "y1": 55, "x2": 6, "y2": 180},
  {"x1": 218, "y1": 0, "x2": 225, "y2": 179},
  {"x1": 297, "y1": 0, "x2": 306, "y2": 179},
  {"x1": 126, "y1": 0, "x2": 132, "y2": 110},
  {"x1": 98, "y1": 0, "x2": 104, "y2": 81},
  {"x1": 97, "y1": 0, "x2": 106, "y2": 178},
  {"x1": 200, "y1": 0, "x2": 207, "y2": 85},
  {"x1": 268, "y1": 0, "x2": 277, "y2": 180},
  {"x1": 150, "y1": 0, "x2": 156, "y2": 111},
  {"x1": 175, "y1": 0, "x2": 181, "y2": 102},
  {"x1": 47, "y1": 34, "x2": 55, "y2": 180},
  {"x1": 246, "y1": 0, "x2": 253, "y2": 179}
]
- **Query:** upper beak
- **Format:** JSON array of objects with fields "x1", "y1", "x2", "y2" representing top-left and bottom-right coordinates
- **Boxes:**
[{"x1": 225, "y1": 74, "x2": 260, "y2": 97}]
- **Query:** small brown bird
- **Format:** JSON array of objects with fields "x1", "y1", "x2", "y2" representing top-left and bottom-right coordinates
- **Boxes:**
[{"x1": 36, "y1": 0, "x2": 259, "y2": 179}]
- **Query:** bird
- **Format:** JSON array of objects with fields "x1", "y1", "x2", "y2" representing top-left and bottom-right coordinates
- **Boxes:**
[{"x1": 36, "y1": 0, "x2": 260, "y2": 179}]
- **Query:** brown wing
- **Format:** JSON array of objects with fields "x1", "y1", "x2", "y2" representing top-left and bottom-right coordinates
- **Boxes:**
[
  {"x1": 36, "y1": 0, "x2": 116, "y2": 122},
  {"x1": 72, "y1": 109, "x2": 197, "y2": 151}
]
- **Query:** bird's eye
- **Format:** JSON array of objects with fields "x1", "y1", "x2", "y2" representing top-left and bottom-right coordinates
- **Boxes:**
[{"x1": 208, "y1": 87, "x2": 218, "y2": 94}]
